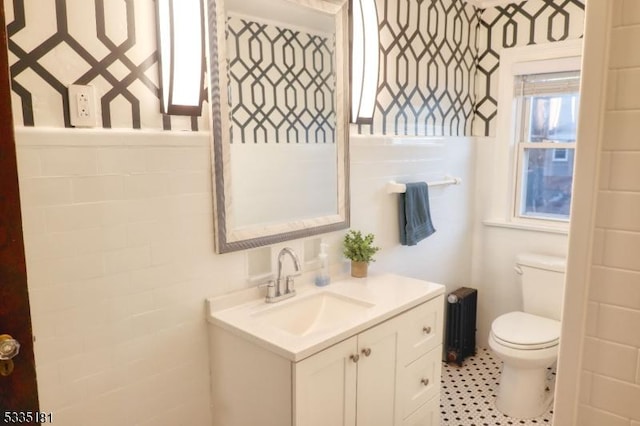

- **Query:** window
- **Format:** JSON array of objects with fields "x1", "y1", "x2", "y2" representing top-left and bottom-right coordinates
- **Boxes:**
[
  {"x1": 552, "y1": 148, "x2": 568, "y2": 162},
  {"x1": 513, "y1": 71, "x2": 580, "y2": 222}
]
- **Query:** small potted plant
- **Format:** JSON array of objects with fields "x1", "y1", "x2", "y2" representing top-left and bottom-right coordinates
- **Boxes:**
[{"x1": 343, "y1": 230, "x2": 380, "y2": 278}]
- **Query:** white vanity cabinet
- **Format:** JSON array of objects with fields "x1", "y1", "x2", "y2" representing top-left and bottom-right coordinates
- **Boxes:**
[
  {"x1": 293, "y1": 336, "x2": 358, "y2": 426},
  {"x1": 294, "y1": 296, "x2": 444, "y2": 426},
  {"x1": 209, "y1": 291, "x2": 444, "y2": 426}
]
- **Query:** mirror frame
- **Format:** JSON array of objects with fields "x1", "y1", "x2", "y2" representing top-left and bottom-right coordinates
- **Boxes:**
[{"x1": 207, "y1": 0, "x2": 350, "y2": 253}]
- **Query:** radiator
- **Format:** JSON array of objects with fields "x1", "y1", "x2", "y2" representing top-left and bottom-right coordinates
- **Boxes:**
[{"x1": 446, "y1": 287, "x2": 477, "y2": 366}]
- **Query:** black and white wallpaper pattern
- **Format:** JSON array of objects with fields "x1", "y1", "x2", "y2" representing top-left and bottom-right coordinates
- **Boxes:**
[
  {"x1": 5, "y1": 0, "x2": 205, "y2": 131},
  {"x1": 358, "y1": 0, "x2": 480, "y2": 137},
  {"x1": 3, "y1": 0, "x2": 584, "y2": 137},
  {"x1": 474, "y1": 0, "x2": 586, "y2": 137},
  {"x1": 226, "y1": 15, "x2": 336, "y2": 144}
]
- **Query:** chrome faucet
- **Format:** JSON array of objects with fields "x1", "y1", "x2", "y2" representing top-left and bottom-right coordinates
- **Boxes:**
[
  {"x1": 261, "y1": 247, "x2": 301, "y2": 303},
  {"x1": 277, "y1": 247, "x2": 301, "y2": 295}
]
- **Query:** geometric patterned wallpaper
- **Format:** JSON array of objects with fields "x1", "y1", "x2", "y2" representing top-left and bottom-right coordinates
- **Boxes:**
[
  {"x1": 226, "y1": 15, "x2": 335, "y2": 144},
  {"x1": 4, "y1": 0, "x2": 206, "y2": 131},
  {"x1": 3, "y1": 0, "x2": 584, "y2": 137},
  {"x1": 474, "y1": 0, "x2": 585, "y2": 136},
  {"x1": 358, "y1": 0, "x2": 480, "y2": 137}
]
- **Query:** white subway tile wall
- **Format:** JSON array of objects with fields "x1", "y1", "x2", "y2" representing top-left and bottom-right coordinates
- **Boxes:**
[
  {"x1": 348, "y1": 135, "x2": 475, "y2": 290},
  {"x1": 15, "y1": 129, "x2": 476, "y2": 425},
  {"x1": 579, "y1": 0, "x2": 640, "y2": 423},
  {"x1": 15, "y1": 130, "x2": 250, "y2": 426}
]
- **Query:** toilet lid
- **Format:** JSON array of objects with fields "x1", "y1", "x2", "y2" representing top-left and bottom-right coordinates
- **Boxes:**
[{"x1": 491, "y1": 311, "x2": 560, "y2": 349}]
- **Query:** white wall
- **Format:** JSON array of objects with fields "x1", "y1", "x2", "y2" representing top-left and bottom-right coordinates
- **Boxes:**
[
  {"x1": 16, "y1": 127, "x2": 475, "y2": 425},
  {"x1": 6, "y1": 0, "x2": 569, "y2": 422},
  {"x1": 7, "y1": 0, "x2": 479, "y2": 422},
  {"x1": 575, "y1": 1, "x2": 640, "y2": 423},
  {"x1": 350, "y1": 133, "x2": 475, "y2": 293},
  {"x1": 16, "y1": 129, "x2": 235, "y2": 425},
  {"x1": 469, "y1": 0, "x2": 585, "y2": 345},
  {"x1": 471, "y1": 137, "x2": 569, "y2": 346}
]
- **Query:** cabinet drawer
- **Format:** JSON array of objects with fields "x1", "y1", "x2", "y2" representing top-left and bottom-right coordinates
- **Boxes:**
[
  {"x1": 398, "y1": 345, "x2": 442, "y2": 420},
  {"x1": 402, "y1": 395, "x2": 440, "y2": 426},
  {"x1": 398, "y1": 296, "x2": 444, "y2": 365}
]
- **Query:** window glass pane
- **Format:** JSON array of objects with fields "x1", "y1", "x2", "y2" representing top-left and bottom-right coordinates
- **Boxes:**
[
  {"x1": 520, "y1": 147, "x2": 574, "y2": 220},
  {"x1": 553, "y1": 148, "x2": 568, "y2": 161},
  {"x1": 527, "y1": 94, "x2": 579, "y2": 143}
]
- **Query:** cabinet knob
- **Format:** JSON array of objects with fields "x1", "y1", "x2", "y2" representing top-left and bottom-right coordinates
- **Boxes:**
[
  {"x1": 361, "y1": 348, "x2": 372, "y2": 357},
  {"x1": 421, "y1": 378, "x2": 429, "y2": 386},
  {"x1": 422, "y1": 326, "x2": 432, "y2": 335},
  {"x1": 350, "y1": 354, "x2": 360, "y2": 363}
]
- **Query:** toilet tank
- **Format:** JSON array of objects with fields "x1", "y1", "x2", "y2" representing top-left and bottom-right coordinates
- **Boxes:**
[{"x1": 517, "y1": 253, "x2": 566, "y2": 321}]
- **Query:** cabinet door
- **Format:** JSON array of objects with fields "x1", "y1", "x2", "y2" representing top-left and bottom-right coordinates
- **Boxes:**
[
  {"x1": 356, "y1": 316, "x2": 402, "y2": 426},
  {"x1": 294, "y1": 337, "x2": 358, "y2": 426}
]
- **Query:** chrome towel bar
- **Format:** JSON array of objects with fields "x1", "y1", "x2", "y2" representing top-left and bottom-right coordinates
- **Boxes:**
[{"x1": 386, "y1": 176, "x2": 462, "y2": 193}]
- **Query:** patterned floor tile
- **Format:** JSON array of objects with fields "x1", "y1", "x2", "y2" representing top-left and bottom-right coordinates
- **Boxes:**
[{"x1": 440, "y1": 348, "x2": 554, "y2": 425}]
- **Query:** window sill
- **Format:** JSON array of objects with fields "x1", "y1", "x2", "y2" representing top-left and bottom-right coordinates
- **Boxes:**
[{"x1": 483, "y1": 219, "x2": 569, "y2": 235}]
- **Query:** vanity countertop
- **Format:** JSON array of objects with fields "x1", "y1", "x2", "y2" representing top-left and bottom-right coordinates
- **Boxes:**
[{"x1": 206, "y1": 273, "x2": 445, "y2": 362}]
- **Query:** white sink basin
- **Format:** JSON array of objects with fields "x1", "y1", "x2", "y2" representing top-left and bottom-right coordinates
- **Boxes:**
[
  {"x1": 208, "y1": 274, "x2": 446, "y2": 361},
  {"x1": 252, "y1": 292, "x2": 375, "y2": 336}
]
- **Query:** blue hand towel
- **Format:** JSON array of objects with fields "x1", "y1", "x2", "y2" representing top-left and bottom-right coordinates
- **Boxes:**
[{"x1": 398, "y1": 182, "x2": 436, "y2": 246}]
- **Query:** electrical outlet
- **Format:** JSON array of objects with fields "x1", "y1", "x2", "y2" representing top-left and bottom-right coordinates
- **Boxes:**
[{"x1": 68, "y1": 84, "x2": 98, "y2": 127}]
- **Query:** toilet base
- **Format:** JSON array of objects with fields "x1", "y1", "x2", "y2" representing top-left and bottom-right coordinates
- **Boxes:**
[{"x1": 495, "y1": 363, "x2": 553, "y2": 419}]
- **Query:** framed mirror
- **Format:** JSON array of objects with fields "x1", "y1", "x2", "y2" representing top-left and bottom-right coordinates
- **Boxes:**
[{"x1": 207, "y1": 0, "x2": 350, "y2": 253}]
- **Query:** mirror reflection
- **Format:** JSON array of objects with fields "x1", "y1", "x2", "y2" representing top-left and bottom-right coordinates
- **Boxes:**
[
  {"x1": 208, "y1": 0, "x2": 349, "y2": 253},
  {"x1": 225, "y1": 0, "x2": 338, "y2": 227}
]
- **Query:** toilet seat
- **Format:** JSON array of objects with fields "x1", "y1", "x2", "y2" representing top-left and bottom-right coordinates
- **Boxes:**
[{"x1": 491, "y1": 311, "x2": 560, "y2": 350}]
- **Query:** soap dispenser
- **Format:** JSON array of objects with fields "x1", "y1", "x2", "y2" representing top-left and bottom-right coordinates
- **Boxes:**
[{"x1": 314, "y1": 243, "x2": 330, "y2": 287}]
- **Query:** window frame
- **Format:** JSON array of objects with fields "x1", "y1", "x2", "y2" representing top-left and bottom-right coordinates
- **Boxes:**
[
  {"x1": 485, "y1": 40, "x2": 583, "y2": 234},
  {"x1": 512, "y1": 88, "x2": 579, "y2": 224}
]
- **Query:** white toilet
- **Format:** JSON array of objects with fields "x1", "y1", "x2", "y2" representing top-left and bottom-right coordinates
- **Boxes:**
[{"x1": 488, "y1": 253, "x2": 566, "y2": 419}]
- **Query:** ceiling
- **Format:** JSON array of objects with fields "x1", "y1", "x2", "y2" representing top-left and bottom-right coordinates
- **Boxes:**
[{"x1": 225, "y1": 0, "x2": 335, "y2": 35}]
